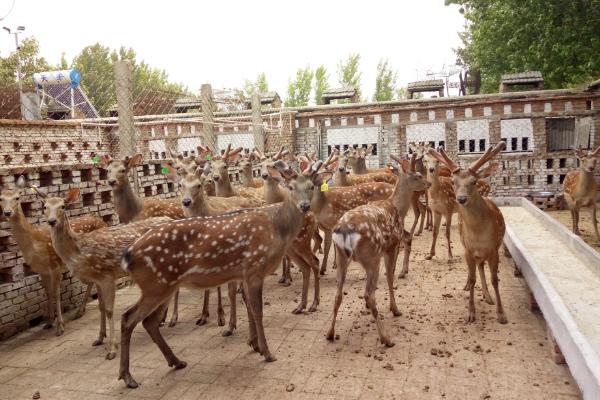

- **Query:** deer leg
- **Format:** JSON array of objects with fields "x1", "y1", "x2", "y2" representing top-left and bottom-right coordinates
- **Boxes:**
[
  {"x1": 477, "y1": 262, "x2": 494, "y2": 305},
  {"x1": 592, "y1": 205, "x2": 600, "y2": 242},
  {"x1": 573, "y1": 207, "x2": 581, "y2": 235},
  {"x1": 217, "y1": 286, "x2": 225, "y2": 327},
  {"x1": 75, "y1": 282, "x2": 93, "y2": 319},
  {"x1": 309, "y1": 254, "x2": 320, "y2": 312},
  {"x1": 167, "y1": 289, "x2": 179, "y2": 327},
  {"x1": 410, "y1": 195, "x2": 421, "y2": 236},
  {"x1": 326, "y1": 246, "x2": 350, "y2": 342},
  {"x1": 445, "y1": 213, "x2": 453, "y2": 261},
  {"x1": 425, "y1": 194, "x2": 433, "y2": 231},
  {"x1": 98, "y1": 280, "x2": 118, "y2": 360},
  {"x1": 398, "y1": 231, "x2": 412, "y2": 279},
  {"x1": 417, "y1": 201, "x2": 427, "y2": 236},
  {"x1": 465, "y1": 254, "x2": 477, "y2": 323},
  {"x1": 426, "y1": 212, "x2": 442, "y2": 260},
  {"x1": 50, "y1": 270, "x2": 65, "y2": 336},
  {"x1": 384, "y1": 248, "x2": 401, "y2": 316},
  {"x1": 196, "y1": 290, "x2": 210, "y2": 326},
  {"x1": 39, "y1": 274, "x2": 54, "y2": 330},
  {"x1": 242, "y1": 283, "x2": 259, "y2": 352},
  {"x1": 92, "y1": 286, "x2": 107, "y2": 347},
  {"x1": 489, "y1": 252, "x2": 507, "y2": 324},
  {"x1": 143, "y1": 301, "x2": 187, "y2": 368},
  {"x1": 312, "y1": 228, "x2": 324, "y2": 254},
  {"x1": 223, "y1": 282, "x2": 237, "y2": 337},
  {"x1": 243, "y1": 279, "x2": 275, "y2": 362},
  {"x1": 365, "y1": 258, "x2": 394, "y2": 347},
  {"x1": 320, "y1": 229, "x2": 332, "y2": 275}
]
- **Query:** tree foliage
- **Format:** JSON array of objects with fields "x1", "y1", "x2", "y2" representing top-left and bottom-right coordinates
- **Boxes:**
[
  {"x1": 244, "y1": 72, "x2": 269, "y2": 98},
  {"x1": 448, "y1": 0, "x2": 600, "y2": 92},
  {"x1": 0, "y1": 37, "x2": 51, "y2": 86},
  {"x1": 373, "y1": 58, "x2": 397, "y2": 101},
  {"x1": 337, "y1": 53, "x2": 362, "y2": 101},
  {"x1": 314, "y1": 65, "x2": 329, "y2": 105},
  {"x1": 285, "y1": 66, "x2": 314, "y2": 107}
]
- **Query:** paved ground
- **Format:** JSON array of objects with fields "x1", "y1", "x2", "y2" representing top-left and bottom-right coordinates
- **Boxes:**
[
  {"x1": 0, "y1": 218, "x2": 580, "y2": 399},
  {"x1": 547, "y1": 207, "x2": 600, "y2": 251}
]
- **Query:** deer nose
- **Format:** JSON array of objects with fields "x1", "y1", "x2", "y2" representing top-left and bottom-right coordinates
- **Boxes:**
[
  {"x1": 338, "y1": 167, "x2": 345, "y2": 172},
  {"x1": 212, "y1": 176, "x2": 220, "y2": 182},
  {"x1": 457, "y1": 196, "x2": 467, "y2": 205},
  {"x1": 182, "y1": 198, "x2": 192, "y2": 207},
  {"x1": 261, "y1": 173, "x2": 269, "y2": 180},
  {"x1": 48, "y1": 218, "x2": 57, "y2": 226},
  {"x1": 108, "y1": 179, "x2": 117, "y2": 186},
  {"x1": 299, "y1": 202, "x2": 311, "y2": 213},
  {"x1": 3, "y1": 210, "x2": 12, "y2": 217},
  {"x1": 428, "y1": 168, "x2": 435, "y2": 173}
]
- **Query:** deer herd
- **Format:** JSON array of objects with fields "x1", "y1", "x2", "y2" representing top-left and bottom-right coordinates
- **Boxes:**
[{"x1": 1, "y1": 140, "x2": 599, "y2": 389}]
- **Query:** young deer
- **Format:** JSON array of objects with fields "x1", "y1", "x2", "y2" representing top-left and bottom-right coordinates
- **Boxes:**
[
  {"x1": 102, "y1": 154, "x2": 184, "y2": 223},
  {"x1": 0, "y1": 176, "x2": 107, "y2": 336},
  {"x1": 119, "y1": 161, "x2": 317, "y2": 388},
  {"x1": 239, "y1": 152, "x2": 263, "y2": 188},
  {"x1": 38, "y1": 187, "x2": 171, "y2": 359},
  {"x1": 327, "y1": 153, "x2": 430, "y2": 346},
  {"x1": 427, "y1": 143, "x2": 508, "y2": 324},
  {"x1": 209, "y1": 144, "x2": 265, "y2": 203},
  {"x1": 422, "y1": 151, "x2": 496, "y2": 261},
  {"x1": 345, "y1": 145, "x2": 389, "y2": 175},
  {"x1": 563, "y1": 146, "x2": 600, "y2": 241}
]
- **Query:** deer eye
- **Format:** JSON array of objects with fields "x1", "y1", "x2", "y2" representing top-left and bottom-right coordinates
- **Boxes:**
[{"x1": 61, "y1": 205, "x2": 65, "y2": 210}]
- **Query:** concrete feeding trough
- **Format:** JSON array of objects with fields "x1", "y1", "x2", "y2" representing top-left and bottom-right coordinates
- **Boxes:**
[{"x1": 494, "y1": 197, "x2": 600, "y2": 399}]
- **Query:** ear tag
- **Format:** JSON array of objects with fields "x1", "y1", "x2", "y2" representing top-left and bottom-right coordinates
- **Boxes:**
[
  {"x1": 205, "y1": 154, "x2": 212, "y2": 161},
  {"x1": 162, "y1": 166, "x2": 170, "y2": 174},
  {"x1": 321, "y1": 179, "x2": 329, "y2": 192},
  {"x1": 91, "y1": 155, "x2": 100, "y2": 163}
]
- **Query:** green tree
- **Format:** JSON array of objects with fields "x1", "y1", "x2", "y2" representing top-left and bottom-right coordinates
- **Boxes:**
[
  {"x1": 314, "y1": 65, "x2": 329, "y2": 105},
  {"x1": 447, "y1": 0, "x2": 600, "y2": 92},
  {"x1": 285, "y1": 66, "x2": 314, "y2": 107},
  {"x1": 244, "y1": 72, "x2": 269, "y2": 97},
  {"x1": 337, "y1": 53, "x2": 362, "y2": 102},
  {"x1": 373, "y1": 58, "x2": 397, "y2": 101},
  {"x1": 0, "y1": 37, "x2": 51, "y2": 86}
]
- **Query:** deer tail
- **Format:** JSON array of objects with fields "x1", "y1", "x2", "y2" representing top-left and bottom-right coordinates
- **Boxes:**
[
  {"x1": 121, "y1": 247, "x2": 134, "y2": 272},
  {"x1": 332, "y1": 226, "x2": 361, "y2": 258}
]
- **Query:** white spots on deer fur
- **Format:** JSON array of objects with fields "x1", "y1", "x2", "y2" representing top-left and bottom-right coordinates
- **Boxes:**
[
  {"x1": 168, "y1": 265, "x2": 173, "y2": 272},
  {"x1": 143, "y1": 256, "x2": 157, "y2": 273},
  {"x1": 144, "y1": 245, "x2": 154, "y2": 253}
]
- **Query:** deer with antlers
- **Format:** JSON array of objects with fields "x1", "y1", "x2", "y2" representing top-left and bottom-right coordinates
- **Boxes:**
[
  {"x1": 422, "y1": 148, "x2": 496, "y2": 261},
  {"x1": 36, "y1": 187, "x2": 171, "y2": 359},
  {"x1": 327, "y1": 153, "x2": 430, "y2": 346},
  {"x1": 563, "y1": 146, "x2": 600, "y2": 242},
  {"x1": 0, "y1": 176, "x2": 107, "y2": 336},
  {"x1": 102, "y1": 154, "x2": 184, "y2": 223},
  {"x1": 239, "y1": 152, "x2": 263, "y2": 188},
  {"x1": 119, "y1": 159, "x2": 319, "y2": 388},
  {"x1": 333, "y1": 149, "x2": 396, "y2": 187},
  {"x1": 344, "y1": 145, "x2": 390, "y2": 175},
  {"x1": 427, "y1": 143, "x2": 507, "y2": 324}
]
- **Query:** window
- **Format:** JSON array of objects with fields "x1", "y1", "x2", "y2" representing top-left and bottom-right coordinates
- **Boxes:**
[
  {"x1": 547, "y1": 175, "x2": 554, "y2": 184},
  {"x1": 546, "y1": 159, "x2": 553, "y2": 168},
  {"x1": 457, "y1": 119, "x2": 490, "y2": 154},
  {"x1": 479, "y1": 139, "x2": 486, "y2": 151},
  {"x1": 546, "y1": 118, "x2": 576, "y2": 151},
  {"x1": 459, "y1": 140, "x2": 465, "y2": 152},
  {"x1": 501, "y1": 119, "x2": 533, "y2": 152}
]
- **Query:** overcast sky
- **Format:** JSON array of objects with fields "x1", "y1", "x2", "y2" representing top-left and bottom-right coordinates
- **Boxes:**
[{"x1": 0, "y1": 0, "x2": 465, "y2": 101}]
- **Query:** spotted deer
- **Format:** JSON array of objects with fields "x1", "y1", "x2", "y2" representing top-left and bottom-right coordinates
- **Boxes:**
[
  {"x1": 209, "y1": 144, "x2": 265, "y2": 203},
  {"x1": 345, "y1": 145, "x2": 390, "y2": 175},
  {"x1": 327, "y1": 153, "x2": 430, "y2": 346},
  {"x1": 427, "y1": 143, "x2": 507, "y2": 324},
  {"x1": 563, "y1": 146, "x2": 600, "y2": 241},
  {"x1": 307, "y1": 160, "x2": 395, "y2": 275},
  {"x1": 36, "y1": 187, "x2": 171, "y2": 359},
  {"x1": 239, "y1": 152, "x2": 263, "y2": 188},
  {"x1": 0, "y1": 176, "x2": 107, "y2": 336},
  {"x1": 102, "y1": 154, "x2": 184, "y2": 223},
  {"x1": 422, "y1": 150, "x2": 496, "y2": 261},
  {"x1": 119, "y1": 161, "x2": 316, "y2": 388},
  {"x1": 333, "y1": 149, "x2": 396, "y2": 187}
]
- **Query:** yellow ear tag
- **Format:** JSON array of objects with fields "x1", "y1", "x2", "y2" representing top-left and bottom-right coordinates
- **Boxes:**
[{"x1": 321, "y1": 179, "x2": 329, "y2": 192}]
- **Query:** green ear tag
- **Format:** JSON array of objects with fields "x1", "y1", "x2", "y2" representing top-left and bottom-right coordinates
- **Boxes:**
[
  {"x1": 162, "y1": 166, "x2": 170, "y2": 174},
  {"x1": 205, "y1": 154, "x2": 212, "y2": 161},
  {"x1": 321, "y1": 179, "x2": 329, "y2": 192},
  {"x1": 91, "y1": 155, "x2": 100, "y2": 163}
]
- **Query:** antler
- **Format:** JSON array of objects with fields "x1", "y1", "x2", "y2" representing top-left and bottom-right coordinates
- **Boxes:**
[
  {"x1": 592, "y1": 145, "x2": 600, "y2": 156},
  {"x1": 427, "y1": 147, "x2": 460, "y2": 174},
  {"x1": 468, "y1": 141, "x2": 506, "y2": 174},
  {"x1": 272, "y1": 146, "x2": 286, "y2": 161},
  {"x1": 322, "y1": 150, "x2": 338, "y2": 170},
  {"x1": 222, "y1": 144, "x2": 232, "y2": 160}
]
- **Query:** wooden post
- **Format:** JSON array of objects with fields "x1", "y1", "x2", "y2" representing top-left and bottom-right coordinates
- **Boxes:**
[
  {"x1": 201, "y1": 84, "x2": 216, "y2": 152},
  {"x1": 251, "y1": 93, "x2": 265, "y2": 152},
  {"x1": 114, "y1": 60, "x2": 140, "y2": 194}
]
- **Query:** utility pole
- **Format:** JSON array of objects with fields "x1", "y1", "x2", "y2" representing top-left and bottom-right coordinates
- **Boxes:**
[{"x1": 3, "y1": 26, "x2": 25, "y2": 118}]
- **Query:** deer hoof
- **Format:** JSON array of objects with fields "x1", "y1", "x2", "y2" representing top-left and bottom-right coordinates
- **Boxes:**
[
  {"x1": 73, "y1": 310, "x2": 85, "y2": 320},
  {"x1": 484, "y1": 295, "x2": 495, "y2": 305},
  {"x1": 291, "y1": 305, "x2": 305, "y2": 315},
  {"x1": 55, "y1": 325, "x2": 65, "y2": 336},
  {"x1": 120, "y1": 371, "x2": 139, "y2": 389},
  {"x1": 497, "y1": 314, "x2": 508, "y2": 324},
  {"x1": 196, "y1": 317, "x2": 208, "y2": 326},
  {"x1": 278, "y1": 276, "x2": 286, "y2": 284},
  {"x1": 325, "y1": 330, "x2": 336, "y2": 341},
  {"x1": 425, "y1": 255, "x2": 433, "y2": 260},
  {"x1": 170, "y1": 359, "x2": 187, "y2": 369},
  {"x1": 391, "y1": 308, "x2": 402, "y2": 317},
  {"x1": 222, "y1": 329, "x2": 233, "y2": 337},
  {"x1": 168, "y1": 318, "x2": 177, "y2": 327},
  {"x1": 106, "y1": 351, "x2": 117, "y2": 360},
  {"x1": 248, "y1": 338, "x2": 259, "y2": 352},
  {"x1": 308, "y1": 304, "x2": 318, "y2": 313},
  {"x1": 282, "y1": 279, "x2": 292, "y2": 287},
  {"x1": 465, "y1": 312, "x2": 476, "y2": 323},
  {"x1": 92, "y1": 338, "x2": 104, "y2": 347},
  {"x1": 264, "y1": 354, "x2": 277, "y2": 362}
]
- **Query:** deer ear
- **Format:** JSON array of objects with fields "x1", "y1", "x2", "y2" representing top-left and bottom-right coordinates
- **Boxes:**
[
  {"x1": 162, "y1": 163, "x2": 181, "y2": 182},
  {"x1": 100, "y1": 155, "x2": 112, "y2": 168},
  {"x1": 315, "y1": 171, "x2": 334, "y2": 185},
  {"x1": 128, "y1": 154, "x2": 143, "y2": 169},
  {"x1": 400, "y1": 159, "x2": 410, "y2": 174},
  {"x1": 479, "y1": 162, "x2": 499, "y2": 178},
  {"x1": 16, "y1": 175, "x2": 26, "y2": 189},
  {"x1": 31, "y1": 186, "x2": 48, "y2": 199},
  {"x1": 65, "y1": 188, "x2": 80, "y2": 205}
]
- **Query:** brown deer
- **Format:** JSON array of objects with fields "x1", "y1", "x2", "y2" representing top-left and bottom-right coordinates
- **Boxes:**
[
  {"x1": 563, "y1": 146, "x2": 600, "y2": 241},
  {"x1": 0, "y1": 176, "x2": 107, "y2": 336},
  {"x1": 239, "y1": 152, "x2": 263, "y2": 188},
  {"x1": 209, "y1": 144, "x2": 265, "y2": 203},
  {"x1": 427, "y1": 143, "x2": 507, "y2": 324},
  {"x1": 119, "y1": 160, "x2": 319, "y2": 388},
  {"x1": 334, "y1": 149, "x2": 396, "y2": 186},
  {"x1": 327, "y1": 153, "x2": 430, "y2": 346},
  {"x1": 37, "y1": 187, "x2": 171, "y2": 359},
  {"x1": 102, "y1": 154, "x2": 184, "y2": 223},
  {"x1": 422, "y1": 151, "x2": 496, "y2": 261},
  {"x1": 344, "y1": 145, "x2": 391, "y2": 175}
]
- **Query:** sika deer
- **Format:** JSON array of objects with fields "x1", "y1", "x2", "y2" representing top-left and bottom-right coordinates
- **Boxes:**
[
  {"x1": 0, "y1": 176, "x2": 107, "y2": 336},
  {"x1": 239, "y1": 152, "x2": 263, "y2": 188},
  {"x1": 428, "y1": 143, "x2": 508, "y2": 324},
  {"x1": 102, "y1": 154, "x2": 184, "y2": 223},
  {"x1": 209, "y1": 144, "x2": 265, "y2": 203},
  {"x1": 345, "y1": 145, "x2": 390, "y2": 175},
  {"x1": 563, "y1": 146, "x2": 600, "y2": 241},
  {"x1": 334, "y1": 149, "x2": 396, "y2": 186},
  {"x1": 37, "y1": 187, "x2": 171, "y2": 359},
  {"x1": 119, "y1": 161, "x2": 316, "y2": 388},
  {"x1": 327, "y1": 153, "x2": 430, "y2": 346}
]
